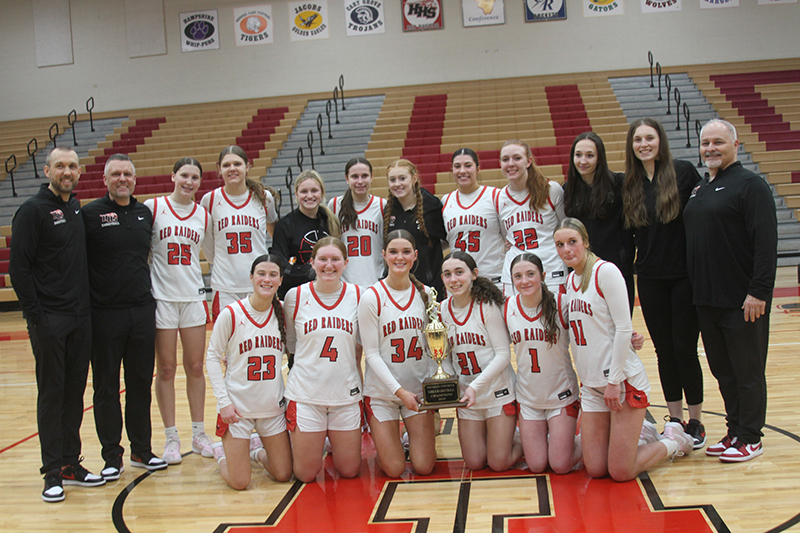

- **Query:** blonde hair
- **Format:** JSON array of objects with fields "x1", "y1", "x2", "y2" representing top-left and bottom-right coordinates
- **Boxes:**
[
  {"x1": 295, "y1": 170, "x2": 341, "y2": 237},
  {"x1": 501, "y1": 139, "x2": 548, "y2": 211},
  {"x1": 555, "y1": 217, "x2": 597, "y2": 293}
]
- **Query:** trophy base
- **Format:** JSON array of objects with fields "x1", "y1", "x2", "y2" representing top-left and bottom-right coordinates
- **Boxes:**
[{"x1": 419, "y1": 376, "x2": 467, "y2": 411}]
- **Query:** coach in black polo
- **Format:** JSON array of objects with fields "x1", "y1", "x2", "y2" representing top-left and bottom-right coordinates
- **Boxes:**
[{"x1": 83, "y1": 153, "x2": 166, "y2": 479}]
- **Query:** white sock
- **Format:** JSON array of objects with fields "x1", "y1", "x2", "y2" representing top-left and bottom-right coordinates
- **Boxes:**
[
  {"x1": 661, "y1": 438, "x2": 679, "y2": 457},
  {"x1": 165, "y1": 426, "x2": 179, "y2": 439},
  {"x1": 191, "y1": 422, "x2": 205, "y2": 438}
]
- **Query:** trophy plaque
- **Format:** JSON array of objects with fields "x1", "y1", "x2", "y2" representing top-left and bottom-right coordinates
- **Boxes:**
[{"x1": 419, "y1": 288, "x2": 467, "y2": 410}]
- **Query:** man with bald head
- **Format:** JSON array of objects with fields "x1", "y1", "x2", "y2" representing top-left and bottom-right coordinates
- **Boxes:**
[{"x1": 684, "y1": 119, "x2": 777, "y2": 463}]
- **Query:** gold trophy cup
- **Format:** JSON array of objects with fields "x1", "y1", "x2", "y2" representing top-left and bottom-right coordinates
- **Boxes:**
[{"x1": 419, "y1": 288, "x2": 466, "y2": 410}]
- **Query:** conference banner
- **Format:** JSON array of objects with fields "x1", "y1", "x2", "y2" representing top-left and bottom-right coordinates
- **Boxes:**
[{"x1": 462, "y1": 0, "x2": 505, "y2": 27}]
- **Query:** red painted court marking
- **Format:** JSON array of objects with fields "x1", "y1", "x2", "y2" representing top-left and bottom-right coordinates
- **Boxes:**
[
  {"x1": 0, "y1": 331, "x2": 29, "y2": 341},
  {"x1": 773, "y1": 286, "x2": 800, "y2": 298}
]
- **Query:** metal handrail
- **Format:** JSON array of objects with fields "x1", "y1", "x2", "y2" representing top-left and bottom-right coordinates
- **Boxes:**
[
  {"x1": 316, "y1": 115, "x2": 325, "y2": 155},
  {"x1": 285, "y1": 167, "x2": 294, "y2": 211},
  {"x1": 86, "y1": 96, "x2": 95, "y2": 132},
  {"x1": 332, "y1": 88, "x2": 340, "y2": 124},
  {"x1": 683, "y1": 103, "x2": 691, "y2": 147},
  {"x1": 338, "y1": 75, "x2": 346, "y2": 111},
  {"x1": 664, "y1": 75, "x2": 672, "y2": 115},
  {"x1": 674, "y1": 88, "x2": 682, "y2": 130},
  {"x1": 5, "y1": 155, "x2": 18, "y2": 197},
  {"x1": 656, "y1": 62, "x2": 662, "y2": 101},
  {"x1": 27, "y1": 138, "x2": 40, "y2": 178},
  {"x1": 68, "y1": 110, "x2": 78, "y2": 145},
  {"x1": 648, "y1": 52, "x2": 654, "y2": 88},
  {"x1": 325, "y1": 101, "x2": 333, "y2": 139},
  {"x1": 307, "y1": 131, "x2": 315, "y2": 169},
  {"x1": 695, "y1": 120, "x2": 703, "y2": 167},
  {"x1": 49, "y1": 123, "x2": 59, "y2": 148},
  {"x1": 296, "y1": 147, "x2": 304, "y2": 173}
]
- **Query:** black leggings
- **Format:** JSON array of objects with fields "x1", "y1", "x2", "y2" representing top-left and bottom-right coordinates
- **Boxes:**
[{"x1": 637, "y1": 276, "x2": 703, "y2": 406}]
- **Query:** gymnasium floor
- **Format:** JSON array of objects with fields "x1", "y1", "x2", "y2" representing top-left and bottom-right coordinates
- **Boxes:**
[{"x1": 0, "y1": 267, "x2": 798, "y2": 533}]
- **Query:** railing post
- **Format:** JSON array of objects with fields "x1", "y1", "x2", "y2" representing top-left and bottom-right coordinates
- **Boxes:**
[
  {"x1": 648, "y1": 52, "x2": 654, "y2": 88},
  {"x1": 332, "y1": 88, "x2": 340, "y2": 124},
  {"x1": 285, "y1": 167, "x2": 294, "y2": 211},
  {"x1": 86, "y1": 97, "x2": 95, "y2": 132},
  {"x1": 664, "y1": 75, "x2": 672, "y2": 115},
  {"x1": 49, "y1": 123, "x2": 59, "y2": 148},
  {"x1": 683, "y1": 103, "x2": 691, "y2": 147},
  {"x1": 27, "y1": 138, "x2": 40, "y2": 179},
  {"x1": 5, "y1": 155, "x2": 18, "y2": 197},
  {"x1": 68, "y1": 110, "x2": 78, "y2": 145},
  {"x1": 674, "y1": 88, "x2": 681, "y2": 130},
  {"x1": 296, "y1": 147, "x2": 304, "y2": 173},
  {"x1": 656, "y1": 62, "x2": 662, "y2": 101},
  {"x1": 338, "y1": 75, "x2": 346, "y2": 111},
  {"x1": 695, "y1": 119, "x2": 703, "y2": 167},
  {"x1": 325, "y1": 100, "x2": 333, "y2": 139},
  {"x1": 307, "y1": 131, "x2": 315, "y2": 170},
  {"x1": 316, "y1": 115, "x2": 325, "y2": 155}
]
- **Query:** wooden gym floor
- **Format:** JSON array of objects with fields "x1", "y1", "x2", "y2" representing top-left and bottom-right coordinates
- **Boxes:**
[{"x1": 0, "y1": 267, "x2": 798, "y2": 533}]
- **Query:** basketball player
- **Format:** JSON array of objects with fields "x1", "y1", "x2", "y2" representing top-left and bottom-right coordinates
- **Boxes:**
[
  {"x1": 497, "y1": 140, "x2": 566, "y2": 294},
  {"x1": 440, "y1": 252, "x2": 522, "y2": 472},
  {"x1": 145, "y1": 158, "x2": 213, "y2": 463},
  {"x1": 282, "y1": 237, "x2": 362, "y2": 482},
  {"x1": 441, "y1": 148, "x2": 505, "y2": 287},
  {"x1": 207, "y1": 255, "x2": 293, "y2": 488},
  {"x1": 358, "y1": 230, "x2": 436, "y2": 478},
  {"x1": 201, "y1": 146, "x2": 278, "y2": 319},
  {"x1": 329, "y1": 157, "x2": 386, "y2": 285}
]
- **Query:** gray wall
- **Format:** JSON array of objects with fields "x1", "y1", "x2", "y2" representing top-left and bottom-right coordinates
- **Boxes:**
[{"x1": 2, "y1": 0, "x2": 799, "y2": 121}]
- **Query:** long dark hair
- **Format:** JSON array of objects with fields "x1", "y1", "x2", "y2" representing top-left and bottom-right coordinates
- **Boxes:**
[
  {"x1": 172, "y1": 157, "x2": 203, "y2": 176},
  {"x1": 250, "y1": 254, "x2": 288, "y2": 354},
  {"x1": 339, "y1": 157, "x2": 372, "y2": 232},
  {"x1": 564, "y1": 132, "x2": 617, "y2": 219},
  {"x1": 385, "y1": 229, "x2": 429, "y2": 308},
  {"x1": 510, "y1": 253, "x2": 559, "y2": 346},
  {"x1": 443, "y1": 251, "x2": 504, "y2": 307},
  {"x1": 621, "y1": 118, "x2": 680, "y2": 228}
]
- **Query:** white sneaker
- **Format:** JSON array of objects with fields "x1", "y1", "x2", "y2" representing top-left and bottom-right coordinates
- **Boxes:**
[
  {"x1": 250, "y1": 448, "x2": 265, "y2": 465},
  {"x1": 192, "y1": 432, "x2": 214, "y2": 458},
  {"x1": 639, "y1": 420, "x2": 662, "y2": 446},
  {"x1": 663, "y1": 421, "x2": 693, "y2": 457},
  {"x1": 211, "y1": 442, "x2": 226, "y2": 463},
  {"x1": 250, "y1": 433, "x2": 264, "y2": 453},
  {"x1": 162, "y1": 436, "x2": 182, "y2": 465}
]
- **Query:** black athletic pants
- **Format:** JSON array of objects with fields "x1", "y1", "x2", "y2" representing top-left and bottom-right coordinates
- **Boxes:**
[
  {"x1": 27, "y1": 312, "x2": 92, "y2": 474},
  {"x1": 696, "y1": 306, "x2": 769, "y2": 444},
  {"x1": 91, "y1": 301, "x2": 156, "y2": 462},
  {"x1": 637, "y1": 276, "x2": 703, "y2": 406}
]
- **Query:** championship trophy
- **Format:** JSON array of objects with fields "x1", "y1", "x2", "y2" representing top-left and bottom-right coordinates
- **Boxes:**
[{"x1": 418, "y1": 288, "x2": 467, "y2": 410}]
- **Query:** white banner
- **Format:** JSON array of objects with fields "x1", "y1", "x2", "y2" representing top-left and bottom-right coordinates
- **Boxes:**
[
  {"x1": 584, "y1": 0, "x2": 624, "y2": 16},
  {"x1": 402, "y1": 0, "x2": 444, "y2": 31},
  {"x1": 462, "y1": 0, "x2": 505, "y2": 27},
  {"x1": 758, "y1": 0, "x2": 796, "y2": 4},
  {"x1": 699, "y1": 0, "x2": 738, "y2": 8},
  {"x1": 234, "y1": 5, "x2": 273, "y2": 46},
  {"x1": 525, "y1": 0, "x2": 568, "y2": 21},
  {"x1": 180, "y1": 9, "x2": 219, "y2": 52},
  {"x1": 641, "y1": 0, "x2": 681, "y2": 12},
  {"x1": 289, "y1": 1, "x2": 329, "y2": 41},
  {"x1": 344, "y1": 0, "x2": 386, "y2": 36}
]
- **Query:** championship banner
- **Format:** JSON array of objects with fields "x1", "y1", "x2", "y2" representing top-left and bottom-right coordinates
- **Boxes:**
[
  {"x1": 180, "y1": 10, "x2": 219, "y2": 52},
  {"x1": 344, "y1": 0, "x2": 386, "y2": 36},
  {"x1": 583, "y1": 0, "x2": 624, "y2": 16},
  {"x1": 758, "y1": 0, "x2": 797, "y2": 4},
  {"x1": 641, "y1": 0, "x2": 681, "y2": 12},
  {"x1": 699, "y1": 0, "x2": 738, "y2": 8},
  {"x1": 234, "y1": 5, "x2": 273, "y2": 46},
  {"x1": 402, "y1": 0, "x2": 444, "y2": 31},
  {"x1": 289, "y1": 1, "x2": 329, "y2": 41},
  {"x1": 462, "y1": 0, "x2": 504, "y2": 27},
  {"x1": 525, "y1": 0, "x2": 568, "y2": 21}
]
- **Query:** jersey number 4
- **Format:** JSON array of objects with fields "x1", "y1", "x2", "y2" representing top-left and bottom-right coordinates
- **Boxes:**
[
  {"x1": 346, "y1": 235, "x2": 371, "y2": 257},
  {"x1": 226, "y1": 232, "x2": 252, "y2": 254},
  {"x1": 390, "y1": 337, "x2": 423, "y2": 363},
  {"x1": 167, "y1": 243, "x2": 192, "y2": 265},
  {"x1": 453, "y1": 231, "x2": 480, "y2": 253},
  {"x1": 320, "y1": 336, "x2": 338, "y2": 362},
  {"x1": 247, "y1": 355, "x2": 276, "y2": 381},
  {"x1": 455, "y1": 351, "x2": 482, "y2": 375}
]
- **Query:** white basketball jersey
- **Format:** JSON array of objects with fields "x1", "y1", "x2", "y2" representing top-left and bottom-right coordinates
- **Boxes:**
[
  {"x1": 361, "y1": 281, "x2": 431, "y2": 401},
  {"x1": 146, "y1": 197, "x2": 209, "y2": 302},
  {"x1": 440, "y1": 297, "x2": 516, "y2": 409},
  {"x1": 207, "y1": 298, "x2": 286, "y2": 418},
  {"x1": 284, "y1": 282, "x2": 362, "y2": 406},
  {"x1": 329, "y1": 195, "x2": 386, "y2": 286},
  {"x1": 497, "y1": 182, "x2": 567, "y2": 289},
  {"x1": 504, "y1": 293, "x2": 578, "y2": 409},
  {"x1": 565, "y1": 260, "x2": 645, "y2": 388},
  {"x1": 442, "y1": 186, "x2": 504, "y2": 281},
  {"x1": 201, "y1": 188, "x2": 274, "y2": 293}
]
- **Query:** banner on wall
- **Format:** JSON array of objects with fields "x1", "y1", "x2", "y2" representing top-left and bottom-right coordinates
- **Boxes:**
[
  {"x1": 344, "y1": 0, "x2": 386, "y2": 36},
  {"x1": 180, "y1": 10, "x2": 219, "y2": 52},
  {"x1": 583, "y1": 0, "x2": 624, "y2": 16},
  {"x1": 641, "y1": 0, "x2": 681, "y2": 12},
  {"x1": 758, "y1": 0, "x2": 796, "y2": 4},
  {"x1": 462, "y1": 0, "x2": 505, "y2": 26},
  {"x1": 699, "y1": 0, "x2": 738, "y2": 8},
  {"x1": 289, "y1": 1, "x2": 329, "y2": 40},
  {"x1": 525, "y1": 0, "x2": 567, "y2": 21},
  {"x1": 234, "y1": 5, "x2": 273, "y2": 46},
  {"x1": 402, "y1": 0, "x2": 444, "y2": 31}
]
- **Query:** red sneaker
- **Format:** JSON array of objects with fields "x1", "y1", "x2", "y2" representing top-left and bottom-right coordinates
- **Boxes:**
[
  {"x1": 719, "y1": 440, "x2": 763, "y2": 463},
  {"x1": 705, "y1": 435, "x2": 736, "y2": 457}
]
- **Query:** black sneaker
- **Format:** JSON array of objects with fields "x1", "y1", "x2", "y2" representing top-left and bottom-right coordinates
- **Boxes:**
[
  {"x1": 101, "y1": 455, "x2": 124, "y2": 481},
  {"x1": 61, "y1": 458, "x2": 106, "y2": 487},
  {"x1": 42, "y1": 469, "x2": 65, "y2": 503},
  {"x1": 684, "y1": 419, "x2": 707, "y2": 450},
  {"x1": 131, "y1": 451, "x2": 168, "y2": 471}
]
